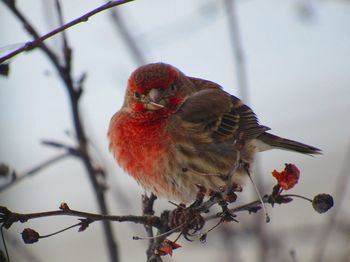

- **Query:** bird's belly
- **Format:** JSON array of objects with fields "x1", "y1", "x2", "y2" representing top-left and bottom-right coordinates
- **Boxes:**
[
  {"x1": 117, "y1": 141, "x2": 248, "y2": 203},
  {"x1": 110, "y1": 114, "x2": 249, "y2": 203}
]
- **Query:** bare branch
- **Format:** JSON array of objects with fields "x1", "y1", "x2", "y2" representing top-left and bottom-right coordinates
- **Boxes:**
[
  {"x1": 0, "y1": 0, "x2": 135, "y2": 64},
  {"x1": 0, "y1": 182, "x2": 333, "y2": 260},
  {"x1": 54, "y1": 0, "x2": 71, "y2": 72},
  {"x1": 0, "y1": 203, "x2": 160, "y2": 229},
  {"x1": 110, "y1": 9, "x2": 147, "y2": 66},
  {"x1": 0, "y1": 152, "x2": 71, "y2": 192},
  {"x1": 224, "y1": 0, "x2": 248, "y2": 101},
  {"x1": 142, "y1": 193, "x2": 158, "y2": 260}
]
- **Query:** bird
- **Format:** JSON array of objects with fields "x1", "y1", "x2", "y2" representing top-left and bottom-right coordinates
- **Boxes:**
[{"x1": 108, "y1": 62, "x2": 321, "y2": 203}]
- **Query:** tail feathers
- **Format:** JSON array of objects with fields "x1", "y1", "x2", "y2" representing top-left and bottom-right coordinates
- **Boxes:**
[{"x1": 258, "y1": 132, "x2": 322, "y2": 155}]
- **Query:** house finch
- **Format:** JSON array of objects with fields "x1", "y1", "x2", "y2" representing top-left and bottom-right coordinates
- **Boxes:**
[{"x1": 108, "y1": 63, "x2": 320, "y2": 203}]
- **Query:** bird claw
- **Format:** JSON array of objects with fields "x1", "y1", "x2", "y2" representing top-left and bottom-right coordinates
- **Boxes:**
[
  {"x1": 190, "y1": 184, "x2": 206, "y2": 208},
  {"x1": 169, "y1": 205, "x2": 205, "y2": 240},
  {"x1": 217, "y1": 198, "x2": 238, "y2": 222},
  {"x1": 217, "y1": 209, "x2": 238, "y2": 222}
]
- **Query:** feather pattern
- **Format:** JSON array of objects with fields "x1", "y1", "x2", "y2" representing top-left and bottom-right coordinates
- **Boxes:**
[{"x1": 109, "y1": 63, "x2": 321, "y2": 203}]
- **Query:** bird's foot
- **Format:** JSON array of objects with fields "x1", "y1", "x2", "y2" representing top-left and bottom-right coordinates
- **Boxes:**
[
  {"x1": 189, "y1": 184, "x2": 207, "y2": 208},
  {"x1": 169, "y1": 204, "x2": 205, "y2": 241},
  {"x1": 217, "y1": 200, "x2": 238, "y2": 222}
]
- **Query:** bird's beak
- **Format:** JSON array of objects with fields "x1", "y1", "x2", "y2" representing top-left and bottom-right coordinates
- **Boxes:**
[
  {"x1": 147, "y1": 101, "x2": 164, "y2": 110},
  {"x1": 146, "y1": 88, "x2": 165, "y2": 110}
]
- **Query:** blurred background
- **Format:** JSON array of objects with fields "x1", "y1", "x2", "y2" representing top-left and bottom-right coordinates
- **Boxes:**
[{"x1": 1, "y1": 0, "x2": 350, "y2": 261}]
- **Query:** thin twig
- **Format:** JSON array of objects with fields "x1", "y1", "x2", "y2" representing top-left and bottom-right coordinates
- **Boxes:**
[
  {"x1": 0, "y1": 0, "x2": 135, "y2": 64},
  {"x1": 0, "y1": 205, "x2": 160, "y2": 228},
  {"x1": 224, "y1": 0, "x2": 248, "y2": 101},
  {"x1": 283, "y1": 194, "x2": 312, "y2": 202},
  {"x1": 134, "y1": 222, "x2": 184, "y2": 241},
  {"x1": 244, "y1": 165, "x2": 270, "y2": 222},
  {"x1": 0, "y1": 152, "x2": 71, "y2": 192},
  {"x1": 54, "y1": 0, "x2": 71, "y2": 71},
  {"x1": 39, "y1": 222, "x2": 82, "y2": 239},
  {"x1": 110, "y1": 9, "x2": 146, "y2": 66}
]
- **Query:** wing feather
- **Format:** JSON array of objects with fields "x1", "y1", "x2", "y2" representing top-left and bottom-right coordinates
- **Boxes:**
[
  {"x1": 178, "y1": 79, "x2": 269, "y2": 143},
  {"x1": 168, "y1": 78, "x2": 269, "y2": 177}
]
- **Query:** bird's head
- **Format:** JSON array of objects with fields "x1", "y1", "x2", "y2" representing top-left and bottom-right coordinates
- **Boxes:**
[{"x1": 124, "y1": 63, "x2": 191, "y2": 114}]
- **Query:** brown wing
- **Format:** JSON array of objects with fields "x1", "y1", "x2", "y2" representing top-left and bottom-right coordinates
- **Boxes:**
[
  {"x1": 179, "y1": 79, "x2": 270, "y2": 143},
  {"x1": 187, "y1": 76, "x2": 222, "y2": 91},
  {"x1": 168, "y1": 86, "x2": 268, "y2": 177}
]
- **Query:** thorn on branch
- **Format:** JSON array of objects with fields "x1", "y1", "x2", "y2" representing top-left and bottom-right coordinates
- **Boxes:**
[
  {"x1": 59, "y1": 202, "x2": 70, "y2": 211},
  {"x1": 78, "y1": 218, "x2": 93, "y2": 232},
  {"x1": 142, "y1": 193, "x2": 157, "y2": 216},
  {"x1": 23, "y1": 41, "x2": 34, "y2": 51},
  {"x1": 75, "y1": 72, "x2": 87, "y2": 98}
]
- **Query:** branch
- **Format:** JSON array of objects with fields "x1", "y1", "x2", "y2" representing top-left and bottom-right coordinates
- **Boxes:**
[
  {"x1": 142, "y1": 193, "x2": 158, "y2": 260},
  {"x1": 54, "y1": 0, "x2": 71, "y2": 72},
  {"x1": 0, "y1": 203, "x2": 160, "y2": 229},
  {"x1": 110, "y1": 9, "x2": 147, "y2": 66},
  {"x1": 224, "y1": 0, "x2": 248, "y2": 101},
  {"x1": 1, "y1": 1, "x2": 140, "y2": 261},
  {"x1": 0, "y1": 0, "x2": 135, "y2": 64},
  {"x1": 0, "y1": 152, "x2": 71, "y2": 192},
  {"x1": 0, "y1": 183, "x2": 333, "y2": 260}
]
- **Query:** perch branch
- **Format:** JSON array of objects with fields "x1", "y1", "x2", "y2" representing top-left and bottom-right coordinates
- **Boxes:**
[
  {"x1": 0, "y1": 0, "x2": 135, "y2": 64},
  {"x1": 0, "y1": 204, "x2": 160, "y2": 228}
]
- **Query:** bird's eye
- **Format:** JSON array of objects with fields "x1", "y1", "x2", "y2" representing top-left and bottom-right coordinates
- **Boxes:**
[
  {"x1": 134, "y1": 92, "x2": 141, "y2": 99},
  {"x1": 170, "y1": 84, "x2": 177, "y2": 91}
]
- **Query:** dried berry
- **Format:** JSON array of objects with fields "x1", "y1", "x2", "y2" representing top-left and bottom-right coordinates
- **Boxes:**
[
  {"x1": 312, "y1": 194, "x2": 334, "y2": 213},
  {"x1": 22, "y1": 228, "x2": 40, "y2": 244}
]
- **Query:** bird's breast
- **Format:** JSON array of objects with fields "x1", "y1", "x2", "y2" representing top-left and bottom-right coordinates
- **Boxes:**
[{"x1": 109, "y1": 112, "x2": 173, "y2": 185}]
